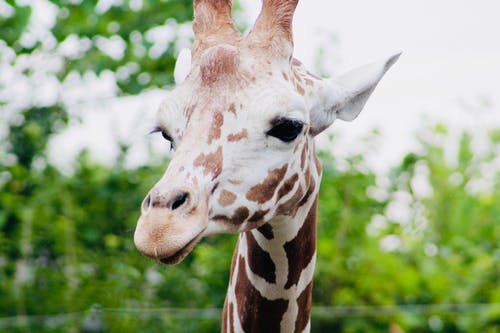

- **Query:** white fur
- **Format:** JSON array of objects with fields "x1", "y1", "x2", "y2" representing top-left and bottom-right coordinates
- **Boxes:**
[
  {"x1": 310, "y1": 53, "x2": 401, "y2": 134},
  {"x1": 173, "y1": 48, "x2": 192, "y2": 85}
]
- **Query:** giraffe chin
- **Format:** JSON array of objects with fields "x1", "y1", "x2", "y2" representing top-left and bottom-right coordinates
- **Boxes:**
[
  {"x1": 158, "y1": 231, "x2": 204, "y2": 265},
  {"x1": 134, "y1": 205, "x2": 209, "y2": 265}
]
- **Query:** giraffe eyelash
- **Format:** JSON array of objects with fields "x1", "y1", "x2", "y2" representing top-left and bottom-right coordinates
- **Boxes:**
[
  {"x1": 149, "y1": 126, "x2": 162, "y2": 135},
  {"x1": 150, "y1": 126, "x2": 175, "y2": 150}
]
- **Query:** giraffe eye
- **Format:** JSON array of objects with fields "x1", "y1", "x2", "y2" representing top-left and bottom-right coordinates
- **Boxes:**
[
  {"x1": 151, "y1": 127, "x2": 175, "y2": 150},
  {"x1": 267, "y1": 118, "x2": 304, "y2": 143},
  {"x1": 161, "y1": 131, "x2": 173, "y2": 143},
  {"x1": 160, "y1": 131, "x2": 176, "y2": 150}
]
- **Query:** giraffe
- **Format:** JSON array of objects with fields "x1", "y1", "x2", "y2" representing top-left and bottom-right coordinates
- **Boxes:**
[{"x1": 134, "y1": 0, "x2": 399, "y2": 332}]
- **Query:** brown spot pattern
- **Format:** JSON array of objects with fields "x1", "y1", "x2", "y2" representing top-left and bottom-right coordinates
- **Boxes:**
[
  {"x1": 300, "y1": 144, "x2": 308, "y2": 169},
  {"x1": 233, "y1": 207, "x2": 250, "y2": 224},
  {"x1": 193, "y1": 146, "x2": 223, "y2": 179},
  {"x1": 282, "y1": 72, "x2": 289, "y2": 81},
  {"x1": 292, "y1": 58, "x2": 302, "y2": 67},
  {"x1": 211, "y1": 182, "x2": 220, "y2": 194},
  {"x1": 277, "y1": 185, "x2": 304, "y2": 216},
  {"x1": 298, "y1": 176, "x2": 315, "y2": 208},
  {"x1": 277, "y1": 173, "x2": 299, "y2": 201},
  {"x1": 283, "y1": 199, "x2": 317, "y2": 289},
  {"x1": 214, "y1": 206, "x2": 249, "y2": 225},
  {"x1": 228, "y1": 103, "x2": 236, "y2": 115},
  {"x1": 236, "y1": 256, "x2": 288, "y2": 333},
  {"x1": 304, "y1": 78, "x2": 314, "y2": 86},
  {"x1": 314, "y1": 155, "x2": 322, "y2": 174},
  {"x1": 246, "y1": 232, "x2": 276, "y2": 283},
  {"x1": 227, "y1": 129, "x2": 248, "y2": 142},
  {"x1": 257, "y1": 223, "x2": 274, "y2": 240},
  {"x1": 218, "y1": 189, "x2": 237, "y2": 207},
  {"x1": 294, "y1": 72, "x2": 303, "y2": 83},
  {"x1": 246, "y1": 164, "x2": 288, "y2": 203},
  {"x1": 294, "y1": 281, "x2": 313, "y2": 333},
  {"x1": 228, "y1": 178, "x2": 243, "y2": 185},
  {"x1": 248, "y1": 209, "x2": 270, "y2": 223},
  {"x1": 184, "y1": 104, "x2": 196, "y2": 118},
  {"x1": 200, "y1": 45, "x2": 239, "y2": 86},
  {"x1": 208, "y1": 112, "x2": 224, "y2": 144},
  {"x1": 296, "y1": 84, "x2": 305, "y2": 96},
  {"x1": 229, "y1": 302, "x2": 234, "y2": 333}
]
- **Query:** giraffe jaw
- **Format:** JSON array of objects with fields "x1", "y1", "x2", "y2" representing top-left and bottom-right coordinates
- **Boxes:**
[{"x1": 159, "y1": 230, "x2": 204, "y2": 265}]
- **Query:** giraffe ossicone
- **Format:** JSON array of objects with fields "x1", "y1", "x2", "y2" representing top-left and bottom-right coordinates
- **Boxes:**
[{"x1": 134, "y1": 0, "x2": 399, "y2": 331}]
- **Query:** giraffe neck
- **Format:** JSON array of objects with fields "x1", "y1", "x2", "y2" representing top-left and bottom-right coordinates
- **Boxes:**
[{"x1": 222, "y1": 196, "x2": 318, "y2": 333}]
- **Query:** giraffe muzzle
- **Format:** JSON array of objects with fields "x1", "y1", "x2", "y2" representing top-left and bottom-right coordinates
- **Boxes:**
[
  {"x1": 134, "y1": 188, "x2": 209, "y2": 265},
  {"x1": 141, "y1": 188, "x2": 194, "y2": 213}
]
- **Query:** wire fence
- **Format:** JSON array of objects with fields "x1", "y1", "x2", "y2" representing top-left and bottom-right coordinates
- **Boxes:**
[{"x1": 1, "y1": 303, "x2": 499, "y2": 330}]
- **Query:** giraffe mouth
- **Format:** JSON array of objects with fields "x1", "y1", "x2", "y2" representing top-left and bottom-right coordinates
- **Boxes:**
[{"x1": 159, "y1": 230, "x2": 205, "y2": 265}]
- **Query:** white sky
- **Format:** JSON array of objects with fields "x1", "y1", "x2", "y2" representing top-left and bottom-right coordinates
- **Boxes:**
[
  {"x1": 48, "y1": 0, "x2": 500, "y2": 172},
  {"x1": 258, "y1": 0, "x2": 500, "y2": 170}
]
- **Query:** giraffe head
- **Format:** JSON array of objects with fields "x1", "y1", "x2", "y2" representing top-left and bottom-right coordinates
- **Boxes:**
[{"x1": 134, "y1": 0, "x2": 398, "y2": 264}]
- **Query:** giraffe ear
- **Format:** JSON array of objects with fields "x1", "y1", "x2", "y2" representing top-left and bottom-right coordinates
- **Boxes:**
[
  {"x1": 174, "y1": 48, "x2": 192, "y2": 85},
  {"x1": 310, "y1": 53, "x2": 400, "y2": 135}
]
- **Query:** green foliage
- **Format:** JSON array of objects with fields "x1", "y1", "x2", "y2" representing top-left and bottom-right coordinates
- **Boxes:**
[
  {"x1": 0, "y1": 149, "x2": 230, "y2": 332},
  {"x1": 7, "y1": 106, "x2": 68, "y2": 168},
  {"x1": 311, "y1": 129, "x2": 500, "y2": 332},
  {"x1": 1, "y1": 0, "x2": 192, "y2": 102},
  {"x1": 0, "y1": 1, "x2": 31, "y2": 49},
  {"x1": 51, "y1": 0, "x2": 193, "y2": 93}
]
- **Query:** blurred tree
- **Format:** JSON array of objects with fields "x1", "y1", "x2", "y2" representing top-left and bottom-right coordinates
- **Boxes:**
[{"x1": 310, "y1": 126, "x2": 500, "y2": 333}]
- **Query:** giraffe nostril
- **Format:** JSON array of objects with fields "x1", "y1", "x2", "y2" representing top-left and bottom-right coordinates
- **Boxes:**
[
  {"x1": 169, "y1": 192, "x2": 189, "y2": 211},
  {"x1": 142, "y1": 194, "x2": 152, "y2": 213}
]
